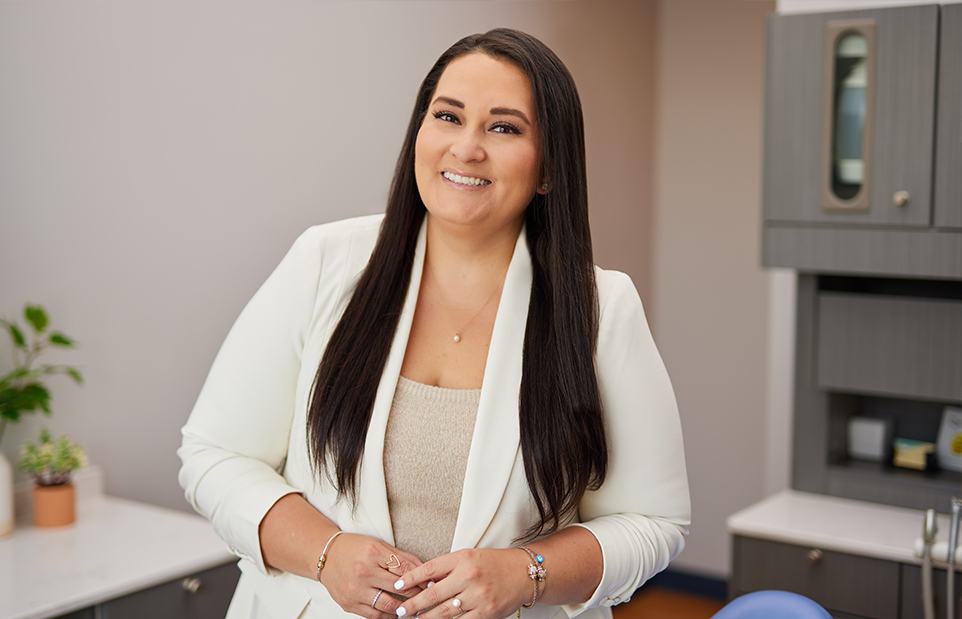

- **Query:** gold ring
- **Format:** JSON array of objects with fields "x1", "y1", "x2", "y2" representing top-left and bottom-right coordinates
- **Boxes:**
[{"x1": 379, "y1": 553, "x2": 401, "y2": 570}]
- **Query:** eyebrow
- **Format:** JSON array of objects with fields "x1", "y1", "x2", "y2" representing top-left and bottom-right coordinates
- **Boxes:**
[{"x1": 431, "y1": 96, "x2": 531, "y2": 125}]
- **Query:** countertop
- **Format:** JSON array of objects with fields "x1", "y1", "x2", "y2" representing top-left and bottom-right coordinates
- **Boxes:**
[
  {"x1": 727, "y1": 489, "x2": 962, "y2": 566},
  {"x1": 0, "y1": 467, "x2": 233, "y2": 619}
]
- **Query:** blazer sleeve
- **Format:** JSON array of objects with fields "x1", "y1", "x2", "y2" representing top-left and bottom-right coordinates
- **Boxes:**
[
  {"x1": 176, "y1": 226, "x2": 324, "y2": 577},
  {"x1": 561, "y1": 270, "x2": 691, "y2": 617}
]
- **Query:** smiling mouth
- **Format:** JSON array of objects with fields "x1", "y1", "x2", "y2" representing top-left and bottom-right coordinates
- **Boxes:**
[{"x1": 441, "y1": 171, "x2": 492, "y2": 187}]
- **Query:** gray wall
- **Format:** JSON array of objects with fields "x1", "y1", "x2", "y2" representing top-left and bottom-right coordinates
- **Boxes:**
[{"x1": 650, "y1": 0, "x2": 774, "y2": 576}]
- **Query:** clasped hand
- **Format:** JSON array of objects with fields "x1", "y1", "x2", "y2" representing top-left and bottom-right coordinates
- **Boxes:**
[
  {"x1": 321, "y1": 534, "x2": 530, "y2": 619},
  {"x1": 393, "y1": 547, "x2": 531, "y2": 618}
]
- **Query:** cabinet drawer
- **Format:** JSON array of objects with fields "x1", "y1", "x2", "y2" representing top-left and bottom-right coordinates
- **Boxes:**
[
  {"x1": 816, "y1": 293, "x2": 962, "y2": 401},
  {"x1": 98, "y1": 561, "x2": 239, "y2": 619},
  {"x1": 732, "y1": 536, "x2": 898, "y2": 619}
]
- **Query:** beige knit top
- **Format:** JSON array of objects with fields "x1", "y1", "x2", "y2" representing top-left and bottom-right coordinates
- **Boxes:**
[{"x1": 383, "y1": 375, "x2": 481, "y2": 562}]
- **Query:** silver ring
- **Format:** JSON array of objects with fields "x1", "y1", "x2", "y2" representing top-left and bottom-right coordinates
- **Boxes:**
[
  {"x1": 371, "y1": 589, "x2": 384, "y2": 608},
  {"x1": 451, "y1": 597, "x2": 463, "y2": 614}
]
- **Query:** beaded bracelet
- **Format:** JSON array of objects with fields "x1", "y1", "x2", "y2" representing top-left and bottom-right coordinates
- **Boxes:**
[
  {"x1": 315, "y1": 530, "x2": 345, "y2": 583},
  {"x1": 514, "y1": 545, "x2": 546, "y2": 617}
]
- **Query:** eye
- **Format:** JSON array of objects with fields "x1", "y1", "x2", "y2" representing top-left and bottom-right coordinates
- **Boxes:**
[
  {"x1": 433, "y1": 110, "x2": 460, "y2": 124},
  {"x1": 491, "y1": 122, "x2": 521, "y2": 135}
]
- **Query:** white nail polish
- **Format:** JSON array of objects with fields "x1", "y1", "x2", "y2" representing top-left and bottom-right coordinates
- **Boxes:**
[
  {"x1": 426, "y1": 581, "x2": 434, "y2": 588},
  {"x1": 396, "y1": 607, "x2": 407, "y2": 617},
  {"x1": 394, "y1": 579, "x2": 405, "y2": 590}
]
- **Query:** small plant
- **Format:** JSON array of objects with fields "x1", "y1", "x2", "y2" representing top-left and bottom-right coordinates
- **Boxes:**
[
  {"x1": 18, "y1": 428, "x2": 88, "y2": 486},
  {"x1": 0, "y1": 304, "x2": 83, "y2": 443}
]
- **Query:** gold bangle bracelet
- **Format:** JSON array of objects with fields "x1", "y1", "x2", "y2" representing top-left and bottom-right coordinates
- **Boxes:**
[{"x1": 315, "y1": 530, "x2": 346, "y2": 583}]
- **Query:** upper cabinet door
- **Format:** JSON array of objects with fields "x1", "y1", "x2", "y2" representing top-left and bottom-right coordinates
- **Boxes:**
[
  {"x1": 935, "y1": 4, "x2": 962, "y2": 229},
  {"x1": 763, "y1": 5, "x2": 938, "y2": 227}
]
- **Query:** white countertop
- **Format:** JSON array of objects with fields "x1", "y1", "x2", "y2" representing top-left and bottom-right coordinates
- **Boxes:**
[
  {"x1": 727, "y1": 489, "x2": 962, "y2": 566},
  {"x1": 0, "y1": 470, "x2": 233, "y2": 619}
]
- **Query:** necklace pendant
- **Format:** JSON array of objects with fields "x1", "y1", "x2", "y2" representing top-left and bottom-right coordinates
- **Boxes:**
[{"x1": 452, "y1": 333, "x2": 462, "y2": 343}]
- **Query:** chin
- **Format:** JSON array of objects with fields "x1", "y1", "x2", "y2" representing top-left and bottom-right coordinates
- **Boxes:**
[{"x1": 426, "y1": 198, "x2": 493, "y2": 227}]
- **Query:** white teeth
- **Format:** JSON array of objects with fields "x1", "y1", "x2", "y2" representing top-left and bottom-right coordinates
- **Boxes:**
[{"x1": 442, "y1": 171, "x2": 491, "y2": 186}]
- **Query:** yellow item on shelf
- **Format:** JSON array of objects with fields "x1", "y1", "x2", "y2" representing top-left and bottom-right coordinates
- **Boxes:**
[{"x1": 893, "y1": 438, "x2": 936, "y2": 471}]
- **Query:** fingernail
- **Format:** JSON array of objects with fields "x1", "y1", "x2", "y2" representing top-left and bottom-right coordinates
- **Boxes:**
[
  {"x1": 396, "y1": 607, "x2": 407, "y2": 617},
  {"x1": 426, "y1": 581, "x2": 434, "y2": 588},
  {"x1": 394, "y1": 579, "x2": 405, "y2": 590}
]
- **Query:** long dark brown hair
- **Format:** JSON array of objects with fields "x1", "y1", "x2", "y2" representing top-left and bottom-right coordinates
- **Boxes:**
[{"x1": 306, "y1": 28, "x2": 606, "y2": 544}]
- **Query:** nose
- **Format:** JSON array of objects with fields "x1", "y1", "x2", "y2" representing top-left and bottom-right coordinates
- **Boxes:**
[{"x1": 448, "y1": 130, "x2": 486, "y2": 164}]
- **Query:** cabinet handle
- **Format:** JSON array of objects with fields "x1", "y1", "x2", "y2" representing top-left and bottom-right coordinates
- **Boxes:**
[
  {"x1": 892, "y1": 190, "x2": 910, "y2": 207},
  {"x1": 182, "y1": 577, "x2": 202, "y2": 594},
  {"x1": 807, "y1": 549, "x2": 823, "y2": 564}
]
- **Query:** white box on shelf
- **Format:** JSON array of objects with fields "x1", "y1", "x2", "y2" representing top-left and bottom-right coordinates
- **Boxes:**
[{"x1": 848, "y1": 417, "x2": 890, "y2": 462}]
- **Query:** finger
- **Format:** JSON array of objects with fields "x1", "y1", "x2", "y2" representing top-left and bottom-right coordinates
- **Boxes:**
[
  {"x1": 371, "y1": 588, "x2": 404, "y2": 616},
  {"x1": 394, "y1": 556, "x2": 429, "y2": 594},
  {"x1": 372, "y1": 566, "x2": 411, "y2": 594},
  {"x1": 415, "y1": 594, "x2": 467, "y2": 619},
  {"x1": 395, "y1": 577, "x2": 461, "y2": 617},
  {"x1": 352, "y1": 606, "x2": 395, "y2": 619},
  {"x1": 378, "y1": 548, "x2": 426, "y2": 587},
  {"x1": 395, "y1": 554, "x2": 456, "y2": 591}
]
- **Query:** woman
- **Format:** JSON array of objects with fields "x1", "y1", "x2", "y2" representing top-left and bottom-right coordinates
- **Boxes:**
[{"x1": 178, "y1": 28, "x2": 689, "y2": 619}]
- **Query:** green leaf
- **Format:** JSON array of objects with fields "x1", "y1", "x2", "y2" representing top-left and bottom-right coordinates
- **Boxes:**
[
  {"x1": 66, "y1": 367, "x2": 84, "y2": 385},
  {"x1": 0, "y1": 386, "x2": 20, "y2": 421},
  {"x1": 7, "y1": 323, "x2": 26, "y2": 350},
  {"x1": 24, "y1": 305, "x2": 49, "y2": 333},
  {"x1": 48, "y1": 332, "x2": 74, "y2": 348},
  {"x1": 0, "y1": 382, "x2": 49, "y2": 422},
  {"x1": 18, "y1": 383, "x2": 51, "y2": 414}
]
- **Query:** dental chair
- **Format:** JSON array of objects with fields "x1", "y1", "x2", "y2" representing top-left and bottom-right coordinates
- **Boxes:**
[{"x1": 712, "y1": 590, "x2": 832, "y2": 619}]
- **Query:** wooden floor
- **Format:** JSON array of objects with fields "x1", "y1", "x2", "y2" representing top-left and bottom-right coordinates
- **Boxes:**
[{"x1": 612, "y1": 587, "x2": 725, "y2": 619}]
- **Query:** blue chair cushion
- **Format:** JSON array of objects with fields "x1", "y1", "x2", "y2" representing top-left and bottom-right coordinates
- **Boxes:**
[{"x1": 712, "y1": 590, "x2": 832, "y2": 619}]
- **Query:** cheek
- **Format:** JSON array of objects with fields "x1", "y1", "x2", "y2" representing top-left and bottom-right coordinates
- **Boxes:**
[
  {"x1": 415, "y1": 123, "x2": 444, "y2": 165},
  {"x1": 501, "y1": 144, "x2": 541, "y2": 189}
]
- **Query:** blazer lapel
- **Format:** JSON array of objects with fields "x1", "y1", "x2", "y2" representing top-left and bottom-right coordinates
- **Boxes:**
[
  {"x1": 450, "y1": 225, "x2": 531, "y2": 551},
  {"x1": 357, "y1": 215, "x2": 533, "y2": 552}
]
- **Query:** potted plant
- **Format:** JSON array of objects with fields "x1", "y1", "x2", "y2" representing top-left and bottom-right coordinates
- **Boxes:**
[
  {"x1": 18, "y1": 428, "x2": 87, "y2": 527},
  {"x1": 0, "y1": 304, "x2": 83, "y2": 535}
]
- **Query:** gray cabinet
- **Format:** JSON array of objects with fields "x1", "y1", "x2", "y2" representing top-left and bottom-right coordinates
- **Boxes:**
[
  {"x1": 54, "y1": 561, "x2": 238, "y2": 619},
  {"x1": 935, "y1": 4, "x2": 962, "y2": 229},
  {"x1": 761, "y1": 4, "x2": 962, "y2": 279},
  {"x1": 732, "y1": 536, "x2": 899, "y2": 619},
  {"x1": 733, "y1": 535, "x2": 962, "y2": 619},
  {"x1": 743, "y1": 5, "x2": 962, "y2": 618},
  {"x1": 763, "y1": 5, "x2": 938, "y2": 228},
  {"x1": 815, "y1": 293, "x2": 962, "y2": 402}
]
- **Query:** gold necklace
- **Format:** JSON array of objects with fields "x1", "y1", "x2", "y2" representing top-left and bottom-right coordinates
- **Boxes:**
[{"x1": 427, "y1": 265, "x2": 504, "y2": 344}]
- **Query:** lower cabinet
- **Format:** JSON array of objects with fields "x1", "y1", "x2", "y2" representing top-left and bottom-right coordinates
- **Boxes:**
[
  {"x1": 733, "y1": 535, "x2": 962, "y2": 618},
  {"x1": 732, "y1": 535, "x2": 898, "y2": 619},
  {"x1": 54, "y1": 561, "x2": 239, "y2": 619}
]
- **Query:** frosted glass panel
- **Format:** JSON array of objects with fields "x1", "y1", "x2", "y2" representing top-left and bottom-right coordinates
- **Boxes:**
[{"x1": 831, "y1": 32, "x2": 867, "y2": 201}]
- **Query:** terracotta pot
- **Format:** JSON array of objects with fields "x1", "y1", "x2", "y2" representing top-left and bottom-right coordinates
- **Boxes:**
[{"x1": 32, "y1": 482, "x2": 75, "y2": 527}]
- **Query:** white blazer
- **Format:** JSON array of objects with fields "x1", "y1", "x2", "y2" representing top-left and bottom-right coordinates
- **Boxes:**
[{"x1": 177, "y1": 213, "x2": 690, "y2": 619}]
